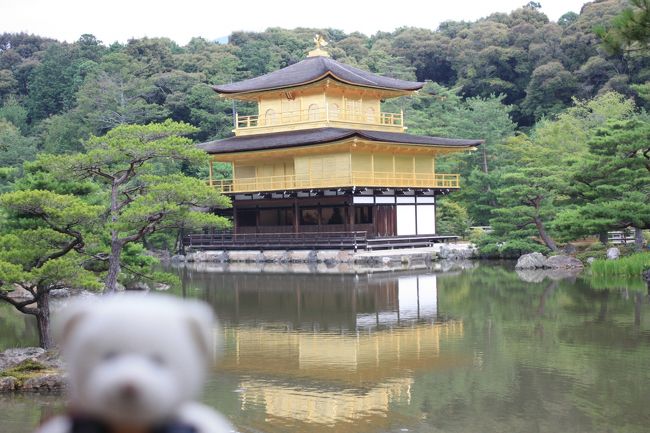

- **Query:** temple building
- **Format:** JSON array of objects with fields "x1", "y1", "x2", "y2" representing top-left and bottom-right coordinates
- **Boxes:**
[{"x1": 196, "y1": 38, "x2": 481, "y2": 248}]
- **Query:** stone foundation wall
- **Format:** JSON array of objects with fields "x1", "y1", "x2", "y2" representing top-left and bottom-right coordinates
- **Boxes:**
[{"x1": 170, "y1": 243, "x2": 477, "y2": 271}]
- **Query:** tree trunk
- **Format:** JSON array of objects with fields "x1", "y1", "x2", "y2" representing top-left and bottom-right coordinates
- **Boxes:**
[
  {"x1": 176, "y1": 227, "x2": 185, "y2": 255},
  {"x1": 599, "y1": 231, "x2": 608, "y2": 245},
  {"x1": 480, "y1": 147, "x2": 498, "y2": 207},
  {"x1": 36, "y1": 291, "x2": 53, "y2": 349},
  {"x1": 105, "y1": 181, "x2": 122, "y2": 293},
  {"x1": 634, "y1": 226, "x2": 644, "y2": 251},
  {"x1": 104, "y1": 235, "x2": 122, "y2": 293},
  {"x1": 534, "y1": 216, "x2": 557, "y2": 251}
]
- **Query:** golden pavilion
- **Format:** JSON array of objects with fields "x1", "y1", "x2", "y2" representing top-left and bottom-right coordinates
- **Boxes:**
[{"x1": 196, "y1": 37, "x2": 481, "y2": 249}]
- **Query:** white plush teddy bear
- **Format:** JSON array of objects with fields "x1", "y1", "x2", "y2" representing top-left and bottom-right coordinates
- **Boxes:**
[{"x1": 35, "y1": 294, "x2": 235, "y2": 433}]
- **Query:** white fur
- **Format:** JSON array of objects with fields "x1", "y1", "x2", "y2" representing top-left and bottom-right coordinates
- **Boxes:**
[
  {"x1": 34, "y1": 293, "x2": 234, "y2": 433},
  {"x1": 33, "y1": 417, "x2": 71, "y2": 433},
  {"x1": 177, "y1": 402, "x2": 237, "y2": 433}
]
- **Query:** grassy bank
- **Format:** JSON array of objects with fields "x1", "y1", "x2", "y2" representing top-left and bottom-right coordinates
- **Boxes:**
[{"x1": 590, "y1": 252, "x2": 650, "y2": 278}]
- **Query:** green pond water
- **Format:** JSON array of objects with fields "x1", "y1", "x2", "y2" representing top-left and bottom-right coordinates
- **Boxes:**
[{"x1": 1, "y1": 262, "x2": 649, "y2": 433}]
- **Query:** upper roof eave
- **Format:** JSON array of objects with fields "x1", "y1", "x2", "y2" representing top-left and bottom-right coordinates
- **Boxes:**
[
  {"x1": 213, "y1": 56, "x2": 425, "y2": 96},
  {"x1": 213, "y1": 73, "x2": 422, "y2": 99}
]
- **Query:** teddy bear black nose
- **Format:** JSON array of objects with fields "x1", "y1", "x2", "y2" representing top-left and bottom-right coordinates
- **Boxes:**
[{"x1": 119, "y1": 383, "x2": 139, "y2": 401}]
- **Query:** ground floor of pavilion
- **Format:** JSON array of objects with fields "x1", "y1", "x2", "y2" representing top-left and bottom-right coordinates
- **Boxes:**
[{"x1": 184, "y1": 188, "x2": 458, "y2": 251}]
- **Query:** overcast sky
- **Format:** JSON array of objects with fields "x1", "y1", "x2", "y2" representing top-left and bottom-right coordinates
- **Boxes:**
[{"x1": 1, "y1": 0, "x2": 590, "y2": 45}]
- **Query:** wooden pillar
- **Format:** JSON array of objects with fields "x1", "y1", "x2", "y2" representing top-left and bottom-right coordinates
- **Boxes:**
[
  {"x1": 317, "y1": 203, "x2": 322, "y2": 233},
  {"x1": 372, "y1": 205, "x2": 379, "y2": 236},
  {"x1": 208, "y1": 159, "x2": 214, "y2": 187},
  {"x1": 232, "y1": 201, "x2": 238, "y2": 234},
  {"x1": 293, "y1": 198, "x2": 299, "y2": 234},
  {"x1": 392, "y1": 205, "x2": 397, "y2": 236},
  {"x1": 348, "y1": 200, "x2": 355, "y2": 233}
]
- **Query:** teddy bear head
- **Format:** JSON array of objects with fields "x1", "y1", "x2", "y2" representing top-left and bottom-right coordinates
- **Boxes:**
[{"x1": 55, "y1": 294, "x2": 218, "y2": 428}]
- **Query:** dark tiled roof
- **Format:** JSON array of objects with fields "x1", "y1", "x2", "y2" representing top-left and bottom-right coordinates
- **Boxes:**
[
  {"x1": 199, "y1": 128, "x2": 482, "y2": 154},
  {"x1": 214, "y1": 56, "x2": 424, "y2": 94}
]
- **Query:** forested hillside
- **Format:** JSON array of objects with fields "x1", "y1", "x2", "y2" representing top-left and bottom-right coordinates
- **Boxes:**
[{"x1": 0, "y1": 0, "x2": 649, "y2": 257}]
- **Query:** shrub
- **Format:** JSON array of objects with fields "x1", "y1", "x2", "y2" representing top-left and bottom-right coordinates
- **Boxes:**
[
  {"x1": 468, "y1": 227, "x2": 488, "y2": 245},
  {"x1": 585, "y1": 242, "x2": 608, "y2": 252},
  {"x1": 436, "y1": 199, "x2": 472, "y2": 238},
  {"x1": 476, "y1": 236, "x2": 548, "y2": 259},
  {"x1": 477, "y1": 242, "x2": 501, "y2": 258},
  {"x1": 576, "y1": 243, "x2": 608, "y2": 261},
  {"x1": 499, "y1": 239, "x2": 548, "y2": 258},
  {"x1": 577, "y1": 242, "x2": 639, "y2": 262}
]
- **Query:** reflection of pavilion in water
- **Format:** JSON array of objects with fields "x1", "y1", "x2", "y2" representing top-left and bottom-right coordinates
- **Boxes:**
[
  {"x1": 222, "y1": 321, "x2": 464, "y2": 432},
  {"x1": 237, "y1": 377, "x2": 414, "y2": 429},
  {"x1": 197, "y1": 271, "x2": 446, "y2": 331},
  {"x1": 195, "y1": 271, "x2": 467, "y2": 432}
]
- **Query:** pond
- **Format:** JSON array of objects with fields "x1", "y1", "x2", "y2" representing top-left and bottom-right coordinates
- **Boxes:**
[{"x1": 1, "y1": 262, "x2": 649, "y2": 433}]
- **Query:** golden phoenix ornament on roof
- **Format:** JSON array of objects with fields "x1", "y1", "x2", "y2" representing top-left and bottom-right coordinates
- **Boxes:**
[{"x1": 314, "y1": 34, "x2": 328, "y2": 50}]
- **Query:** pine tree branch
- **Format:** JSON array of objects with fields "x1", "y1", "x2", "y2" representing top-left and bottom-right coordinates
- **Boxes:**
[
  {"x1": 33, "y1": 217, "x2": 84, "y2": 269},
  {"x1": 118, "y1": 212, "x2": 168, "y2": 244},
  {"x1": 0, "y1": 290, "x2": 38, "y2": 315}
]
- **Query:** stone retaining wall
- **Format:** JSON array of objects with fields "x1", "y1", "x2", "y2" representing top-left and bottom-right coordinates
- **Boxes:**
[
  {"x1": 170, "y1": 243, "x2": 477, "y2": 273},
  {"x1": 174, "y1": 243, "x2": 477, "y2": 266}
]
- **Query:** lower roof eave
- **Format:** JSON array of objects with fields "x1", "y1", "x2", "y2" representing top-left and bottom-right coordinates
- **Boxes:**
[{"x1": 199, "y1": 127, "x2": 483, "y2": 155}]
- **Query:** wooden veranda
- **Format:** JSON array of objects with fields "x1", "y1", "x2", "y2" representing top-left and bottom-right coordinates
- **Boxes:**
[{"x1": 183, "y1": 231, "x2": 458, "y2": 252}]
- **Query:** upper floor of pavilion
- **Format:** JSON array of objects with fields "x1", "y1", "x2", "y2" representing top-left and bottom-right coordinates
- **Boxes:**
[{"x1": 213, "y1": 41, "x2": 424, "y2": 136}]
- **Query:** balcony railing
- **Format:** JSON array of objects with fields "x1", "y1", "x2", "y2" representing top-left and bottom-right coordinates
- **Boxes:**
[
  {"x1": 210, "y1": 171, "x2": 460, "y2": 193},
  {"x1": 235, "y1": 106, "x2": 404, "y2": 131}
]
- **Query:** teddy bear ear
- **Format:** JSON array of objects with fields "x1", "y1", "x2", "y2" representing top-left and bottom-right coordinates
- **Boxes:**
[
  {"x1": 53, "y1": 299, "x2": 89, "y2": 347},
  {"x1": 183, "y1": 300, "x2": 218, "y2": 361}
]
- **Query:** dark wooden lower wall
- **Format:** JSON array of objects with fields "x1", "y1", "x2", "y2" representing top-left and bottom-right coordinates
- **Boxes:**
[
  {"x1": 232, "y1": 195, "x2": 390, "y2": 237},
  {"x1": 375, "y1": 206, "x2": 396, "y2": 237}
]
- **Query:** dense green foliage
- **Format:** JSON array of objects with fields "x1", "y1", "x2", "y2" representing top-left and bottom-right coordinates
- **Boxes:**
[
  {"x1": 1, "y1": 1, "x2": 648, "y2": 149},
  {"x1": 435, "y1": 199, "x2": 472, "y2": 237},
  {"x1": 40, "y1": 120, "x2": 231, "y2": 292},
  {"x1": 0, "y1": 0, "x2": 648, "y2": 266},
  {"x1": 553, "y1": 117, "x2": 650, "y2": 241},
  {"x1": 597, "y1": 0, "x2": 650, "y2": 53},
  {"x1": 0, "y1": 190, "x2": 103, "y2": 347},
  {"x1": 481, "y1": 90, "x2": 649, "y2": 255},
  {"x1": 0, "y1": 121, "x2": 231, "y2": 346}
]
